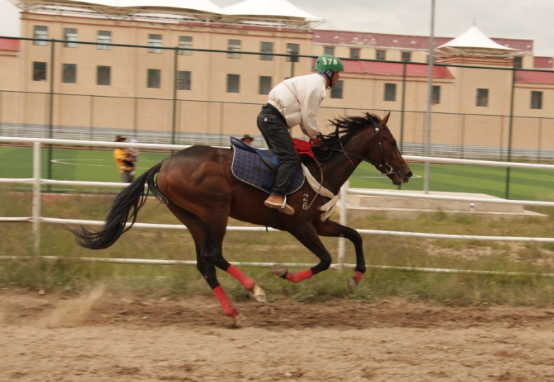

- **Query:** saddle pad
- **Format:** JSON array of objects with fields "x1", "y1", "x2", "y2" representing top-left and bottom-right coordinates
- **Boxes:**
[{"x1": 231, "y1": 146, "x2": 304, "y2": 195}]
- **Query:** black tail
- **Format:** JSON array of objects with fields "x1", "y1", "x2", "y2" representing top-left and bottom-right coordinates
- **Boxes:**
[{"x1": 69, "y1": 162, "x2": 167, "y2": 250}]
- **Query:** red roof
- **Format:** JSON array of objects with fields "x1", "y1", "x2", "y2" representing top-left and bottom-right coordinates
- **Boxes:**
[
  {"x1": 0, "y1": 38, "x2": 20, "y2": 52},
  {"x1": 516, "y1": 70, "x2": 554, "y2": 85},
  {"x1": 343, "y1": 60, "x2": 453, "y2": 79},
  {"x1": 313, "y1": 30, "x2": 533, "y2": 52},
  {"x1": 534, "y1": 56, "x2": 553, "y2": 69}
]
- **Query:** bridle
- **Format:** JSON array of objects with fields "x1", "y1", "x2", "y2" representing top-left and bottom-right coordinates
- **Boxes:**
[{"x1": 330, "y1": 125, "x2": 395, "y2": 175}]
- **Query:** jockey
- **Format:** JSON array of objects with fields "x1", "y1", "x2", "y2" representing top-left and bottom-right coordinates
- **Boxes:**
[{"x1": 257, "y1": 54, "x2": 344, "y2": 215}]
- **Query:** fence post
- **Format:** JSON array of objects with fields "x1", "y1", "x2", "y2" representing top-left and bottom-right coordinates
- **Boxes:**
[
  {"x1": 47, "y1": 39, "x2": 55, "y2": 192},
  {"x1": 505, "y1": 67, "x2": 516, "y2": 199},
  {"x1": 337, "y1": 180, "x2": 349, "y2": 271},
  {"x1": 32, "y1": 141, "x2": 41, "y2": 255},
  {"x1": 171, "y1": 47, "x2": 178, "y2": 145}
]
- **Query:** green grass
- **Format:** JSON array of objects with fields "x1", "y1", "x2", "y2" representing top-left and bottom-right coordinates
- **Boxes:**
[
  {"x1": 2, "y1": 146, "x2": 553, "y2": 200},
  {"x1": 0, "y1": 146, "x2": 554, "y2": 200},
  {"x1": 2, "y1": 190, "x2": 554, "y2": 306}
]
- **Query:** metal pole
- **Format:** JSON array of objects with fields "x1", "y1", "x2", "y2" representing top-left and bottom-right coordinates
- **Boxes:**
[
  {"x1": 424, "y1": 0, "x2": 435, "y2": 193},
  {"x1": 538, "y1": 118, "x2": 543, "y2": 163},
  {"x1": 399, "y1": 62, "x2": 407, "y2": 190},
  {"x1": 171, "y1": 47, "x2": 178, "y2": 145},
  {"x1": 337, "y1": 180, "x2": 349, "y2": 271},
  {"x1": 89, "y1": 95, "x2": 94, "y2": 141},
  {"x1": 32, "y1": 141, "x2": 41, "y2": 255},
  {"x1": 400, "y1": 62, "x2": 407, "y2": 153},
  {"x1": 47, "y1": 40, "x2": 55, "y2": 192},
  {"x1": 505, "y1": 67, "x2": 516, "y2": 199}
]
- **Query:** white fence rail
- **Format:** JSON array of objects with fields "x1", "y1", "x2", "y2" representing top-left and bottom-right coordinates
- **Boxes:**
[{"x1": 2, "y1": 136, "x2": 554, "y2": 277}]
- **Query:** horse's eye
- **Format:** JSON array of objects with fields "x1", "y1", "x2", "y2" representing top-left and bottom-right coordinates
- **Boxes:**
[{"x1": 390, "y1": 141, "x2": 397, "y2": 147}]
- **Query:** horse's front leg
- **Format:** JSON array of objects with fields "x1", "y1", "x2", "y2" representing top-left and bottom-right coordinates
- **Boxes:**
[
  {"x1": 315, "y1": 219, "x2": 366, "y2": 293},
  {"x1": 271, "y1": 224, "x2": 332, "y2": 283}
]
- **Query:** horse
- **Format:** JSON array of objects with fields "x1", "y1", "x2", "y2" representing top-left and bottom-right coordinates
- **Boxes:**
[{"x1": 69, "y1": 112, "x2": 412, "y2": 325}]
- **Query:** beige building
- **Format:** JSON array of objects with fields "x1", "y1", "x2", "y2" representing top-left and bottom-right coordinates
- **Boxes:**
[{"x1": 1, "y1": 0, "x2": 554, "y2": 158}]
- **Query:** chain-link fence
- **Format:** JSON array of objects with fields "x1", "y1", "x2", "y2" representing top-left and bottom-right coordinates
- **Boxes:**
[{"x1": 1, "y1": 37, "x2": 554, "y2": 162}]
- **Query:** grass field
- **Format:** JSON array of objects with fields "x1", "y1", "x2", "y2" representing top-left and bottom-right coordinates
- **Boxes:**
[{"x1": 1, "y1": 145, "x2": 554, "y2": 200}]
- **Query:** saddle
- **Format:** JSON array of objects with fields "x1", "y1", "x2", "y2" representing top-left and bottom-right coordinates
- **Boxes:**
[{"x1": 230, "y1": 137, "x2": 305, "y2": 195}]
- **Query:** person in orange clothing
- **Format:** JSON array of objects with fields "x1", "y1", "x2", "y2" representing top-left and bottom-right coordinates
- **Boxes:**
[{"x1": 113, "y1": 135, "x2": 135, "y2": 183}]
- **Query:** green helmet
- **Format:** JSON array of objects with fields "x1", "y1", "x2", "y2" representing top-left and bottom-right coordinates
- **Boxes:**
[{"x1": 315, "y1": 54, "x2": 344, "y2": 73}]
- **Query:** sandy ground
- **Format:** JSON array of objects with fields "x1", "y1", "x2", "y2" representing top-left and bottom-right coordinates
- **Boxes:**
[{"x1": 2, "y1": 288, "x2": 554, "y2": 382}]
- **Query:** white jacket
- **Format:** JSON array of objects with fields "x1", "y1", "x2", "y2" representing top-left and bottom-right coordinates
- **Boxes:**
[{"x1": 267, "y1": 73, "x2": 326, "y2": 140}]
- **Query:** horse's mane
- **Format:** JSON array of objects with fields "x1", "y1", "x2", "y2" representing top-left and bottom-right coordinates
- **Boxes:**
[
  {"x1": 312, "y1": 113, "x2": 382, "y2": 160},
  {"x1": 321, "y1": 112, "x2": 382, "y2": 144}
]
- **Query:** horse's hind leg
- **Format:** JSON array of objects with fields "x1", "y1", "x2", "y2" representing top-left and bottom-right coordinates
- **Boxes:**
[
  {"x1": 316, "y1": 220, "x2": 365, "y2": 292},
  {"x1": 166, "y1": 203, "x2": 251, "y2": 324},
  {"x1": 201, "y1": 215, "x2": 267, "y2": 303},
  {"x1": 271, "y1": 224, "x2": 332, "y2": 283}
]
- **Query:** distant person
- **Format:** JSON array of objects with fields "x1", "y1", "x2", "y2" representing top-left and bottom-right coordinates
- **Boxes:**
[
  {"x1": 128, "y1": 138, "x2": 139, "y2": 177},
  {"x1": 241, "y1": 134, "x2": 254, "y2": 145},
  {"x1": 113, "y1": 135, "x2": 135, "y2": 183}
]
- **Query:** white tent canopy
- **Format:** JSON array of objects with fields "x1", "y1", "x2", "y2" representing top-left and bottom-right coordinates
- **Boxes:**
[
  {"x1": 67, "y1": 0, "x2": 224, "y2": 14},
  {"x1": 223, "y1": 0, "x2": 321, "y2": 21},
  {"x1": 437, "y1": 25, "x2": 516, "y2": 54}
]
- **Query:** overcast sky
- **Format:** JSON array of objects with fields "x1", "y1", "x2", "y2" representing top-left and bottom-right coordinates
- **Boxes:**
[{"x1": 1, "y1": 0, "x2": 553, "y2": 56}]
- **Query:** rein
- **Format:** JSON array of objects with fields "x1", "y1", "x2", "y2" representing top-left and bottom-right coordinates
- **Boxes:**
[{"x1": 330, "y1": 126, "x2": 394, "y2": 175}]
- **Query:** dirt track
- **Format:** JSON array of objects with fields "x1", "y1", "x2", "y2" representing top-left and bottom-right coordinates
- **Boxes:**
[{"x1": 2, "y1": 288, "x2": 554, "y2": 382}]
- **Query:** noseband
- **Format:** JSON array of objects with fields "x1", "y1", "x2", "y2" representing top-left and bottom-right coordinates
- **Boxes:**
[{"x1": 331, "y1": 125, "x2": 395, "y2": 175}]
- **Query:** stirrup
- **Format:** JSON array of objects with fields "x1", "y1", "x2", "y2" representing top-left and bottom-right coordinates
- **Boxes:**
[{"x1": 264, "y1": 196, "x2": 295, "y2": 215}]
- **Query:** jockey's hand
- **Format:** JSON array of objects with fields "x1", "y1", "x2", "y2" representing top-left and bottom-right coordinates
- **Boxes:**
[{"x1": 310, "y1": 136, "x2": 328, "y2": 151}]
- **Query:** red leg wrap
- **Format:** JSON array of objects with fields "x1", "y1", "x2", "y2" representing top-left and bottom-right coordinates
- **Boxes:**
[
  {"x1": 226, "y1": 265, "x2": 255, "y2": 290},
  {"x1": 285, "y1": 269, "x2": 314, "y2": 283},
  {"x1": 353, "y1": 271, "x2": 364, "y2": 284},
  {"x1": 212, "y1": 286, "x2": 238, "y2": 318}
]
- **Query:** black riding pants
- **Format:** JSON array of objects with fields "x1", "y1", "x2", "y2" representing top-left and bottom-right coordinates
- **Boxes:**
[{"x1": 256, "y1": 105, "x2": 300, "y2": 197}]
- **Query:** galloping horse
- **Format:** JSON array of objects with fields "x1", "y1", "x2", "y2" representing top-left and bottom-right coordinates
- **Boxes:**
[{"x1": 70, "y1": 112, "x2": 412, "y2": 325}]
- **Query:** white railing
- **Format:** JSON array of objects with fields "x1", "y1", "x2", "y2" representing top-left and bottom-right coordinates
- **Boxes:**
[{"x1": 2, "y1": 136, "x2": 554, "y2": 277}]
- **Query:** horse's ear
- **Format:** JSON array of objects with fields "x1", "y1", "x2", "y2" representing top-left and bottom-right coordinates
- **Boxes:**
[{"x1": 379, "y1": 112, "x2": 390, "y2": 127}]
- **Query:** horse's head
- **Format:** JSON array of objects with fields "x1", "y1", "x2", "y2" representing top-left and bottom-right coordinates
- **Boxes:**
[
  {"x1": 366, "y1": 112, "x2": 412, "y2": 185},
  {"x1": 318, "y1": 112, "x2": 412, "y2": 185}
]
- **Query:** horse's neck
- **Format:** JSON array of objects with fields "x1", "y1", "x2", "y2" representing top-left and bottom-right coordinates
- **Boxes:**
[{"x1": 318, "y1": 149, "x2": 363, "y2": 195}]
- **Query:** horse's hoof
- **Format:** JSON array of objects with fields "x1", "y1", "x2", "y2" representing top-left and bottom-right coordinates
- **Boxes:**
[
  {"x1": 252, "y1": 284, "x2": 267, "y2": 304},
  {"x1": 271, "y1": 266, "x2": 288, "y2": 278},
  {"x1": 235, "y1": 313, "x2": 250, "y2": 327},
  {"x1": 347, "y1": 277, "x2": 358, "y2": 293}
]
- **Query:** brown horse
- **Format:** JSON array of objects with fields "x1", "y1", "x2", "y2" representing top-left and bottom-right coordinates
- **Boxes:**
[{"x1": 70, "y1": 112, "x2": 412, "y2": 325}]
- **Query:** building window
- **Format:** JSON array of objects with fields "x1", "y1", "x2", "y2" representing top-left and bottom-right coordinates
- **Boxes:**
[
  {"x1": 32, "y1": 62, "x2": 47, "y2": 81},
  {"x1": 62, "y1": 64, "x2": 76, "y2": 83},
  {"x1": 350, "y1": 48, "x2": 360, "y2": 59},
  {"x1": 531, "y1": 91, "x2": 543, "y2": 109},
  {"x1": 148, "y1": 34, "x2": 162, "y2": 54},
  {"x1": 286, "y1": 43, "x2": 299, "y2": 62},
  {"x1": 260, "y1": 41, "x2": 273, "y2": 61},
  {"x1": 97, "y1": 66, "x2": 111, "y2": 86},
  {"x1": 476, "y1": 88, "x2": 489, "y2": 107},
  {"x1": 228, "y1": 39, "x2": 241, "y2": 59},
  {"x1": 63, "y1": 28, "x2": 78, "y2": 48},
  {"x1": 384, "y1": 83, "x2": 396, "y2": 101},
  {"x1": 147, "y1": 69, "x2": 161, "y2": 88},
  {"x1": 401, "y1": 52, "x2": 411, "y2": 62},
  {"x1": 33, "y1": 26, "x2": 48, "y2": 46},
  {"x1": 177, "y1": 71, "x2": 191, "y2": 90},
  {"x1": 227, "y1": 74, "x2": 240, "y2": 93},
  {"x1": 514, "y1": 56, "x2": 522, "y2": 69},
  {"x1": 376, "y1": 50, "x2": 386, "y2": 61},
  {"x1": 259, "y1": 76, "x2": 272, "y2": 95},
  {"x1": 324, "y1": 47, "x2": 334, "y2": 56},
  {"x1": 331, "y1": 80, "x2": 343, "y2": 99},
  {"x1": 97, "y1": 31, "x2": 112, "y2": 50},
  {"x1": 432, "y1": 85, "x2": 441, "y2": 104},
  {"x1": 178, "y1": 36, "x2": 192, "y2": 56}
]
